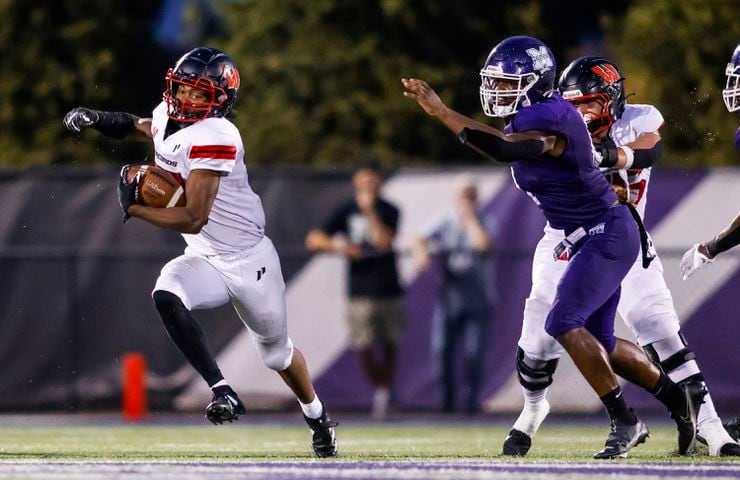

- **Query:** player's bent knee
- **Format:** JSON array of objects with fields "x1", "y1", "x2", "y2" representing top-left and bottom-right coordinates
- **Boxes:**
[
  {"x1": 152, "y1": 290, "x2": 191, "y2": 329},
  {"x1": 153, "y1": 290, "x2": 187, "y2": 314},
  {"x1": 643, "y1": 331, "x2": 696, "y2": 375},
  {"x1": 516, "y1": 347, "x2": 559, "y2": 391},
  {"x1": 256, "y1": 336, "x2": 294, "y2": 371}
]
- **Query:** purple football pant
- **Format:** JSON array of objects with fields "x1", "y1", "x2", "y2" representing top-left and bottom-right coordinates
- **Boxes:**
[{"x1": 545, "y1": 205, "x2": 640, "y2": 353}]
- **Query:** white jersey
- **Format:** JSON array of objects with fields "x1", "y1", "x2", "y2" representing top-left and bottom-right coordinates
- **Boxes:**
[
  {"x1": 150, "y1": 102, "x2": 265, "y2": 255},
  {"x1": 521, "y1": 102, "x2": 676, "y2": 360},
  {"x1": 606, "y1": 103, "x2": 664, "y2": 219}
]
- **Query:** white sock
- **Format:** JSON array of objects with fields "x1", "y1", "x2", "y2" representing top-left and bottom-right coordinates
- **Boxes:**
[
  {"x1": 372, "y1": 388, "x2": 390, "y2": 420},
  {"x1": 522, "y1": 387, "x2": 548, "y2": 405},
  {"x1": 512, "y1": 387, "x2": 551, "y2": 438},
  {"x1": 210, "y1": 379, "x2": 229, "y2": 389},
  {"x1": 698, "y1": 417, "x2": 738, "y2": 456},
  {"x1": 300, "y1": 395, "x2": 324, "y2": 419},
  {"x1": 697, "y1": 391, "x2": 721, "y2": 428}
]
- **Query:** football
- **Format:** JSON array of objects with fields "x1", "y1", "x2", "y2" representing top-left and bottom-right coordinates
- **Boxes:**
[{"x1": 126, "y1": 165, "x2": 186, "y2": 208}]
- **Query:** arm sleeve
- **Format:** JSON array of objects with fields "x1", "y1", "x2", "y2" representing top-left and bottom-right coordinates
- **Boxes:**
[
  {"x1": 631, "y1": 140, "x2": 663, "y2": 169},
  {"x1": 459, "y1": 128, "x2": 545, "y2": 163}
]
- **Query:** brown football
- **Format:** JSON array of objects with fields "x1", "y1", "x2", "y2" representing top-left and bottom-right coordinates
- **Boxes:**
[{"x1": 126, "y1": 165, "x2": 186, "y2": 208}]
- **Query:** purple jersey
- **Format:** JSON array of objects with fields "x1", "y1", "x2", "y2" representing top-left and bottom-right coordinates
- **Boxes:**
[
  {"x1": 735, "y1": 127, "x2": 740, "y2": 148},
  {"x1": 505, "y1": 94, "x2": 617, "y2": 231}
]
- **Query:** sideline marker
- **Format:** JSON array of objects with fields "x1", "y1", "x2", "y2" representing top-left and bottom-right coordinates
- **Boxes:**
[{"x1": 122, "y1": 352, "x2": 148, "y2": 420}]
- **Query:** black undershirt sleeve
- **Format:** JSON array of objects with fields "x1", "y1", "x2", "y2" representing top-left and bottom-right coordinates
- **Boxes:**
[
  {"x1": 458, "y1": 128, "x2": 544, "y2": 163},
  {"x1": 631, "y1": 140, "x2": 663, "y2": 169},
  {"x1": 92, "y1": 111, "x2": 136, "y2": 139},
  {"x1": 706, "y1": 214, "x2": 740, "y2": 257}
]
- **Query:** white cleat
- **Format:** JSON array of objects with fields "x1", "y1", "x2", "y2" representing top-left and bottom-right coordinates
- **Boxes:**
[{"x1": 698, "y1": 418, "x2": 740, "y2": 457}]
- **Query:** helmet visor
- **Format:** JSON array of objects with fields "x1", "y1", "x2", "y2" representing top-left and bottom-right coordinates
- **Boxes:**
[
  {"x1": 479, "y1": 69, "x2": 538, "y2": 117},
  {"x1": 723, "y1": 63, "x2": 740, "y2": 112},
  {"x1": 164, "y1": 69, "x2": 226, "y2": 122}
]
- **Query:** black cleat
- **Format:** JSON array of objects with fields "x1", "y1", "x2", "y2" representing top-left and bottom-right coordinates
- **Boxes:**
[
  {"x1": 671, "y1": 380, "x2": 707, "y2": 455},
  {"x1": 304, "y1": 403, "x2": 338, "y2": 458},
  {"x1": 724, "y1": 415, "x2": 740, "y2": 442},
  {"x1": 594, "y1": 415, "x2": 650, "y2": 459},
  {"x1": 502, "y1": 429, "x2": 532, "y2": 456},
  {"x1": 205, "y1": 387, "x2": 246, "y2": 425},
  {"x1": 719, "y1": 442, "x2": 740, "y2": 457}
]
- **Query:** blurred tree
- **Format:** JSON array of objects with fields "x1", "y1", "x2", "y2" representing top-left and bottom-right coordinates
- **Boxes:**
[
  {"x1": 215, "y1": 0, "x2": 632, "y2": 167},
  {"x1": 604, "y1": 0, "x2": 740, "y2": 166},
  {"x1": 0, "y1": 0, "x2": 169, "y2": 167},
  {"x1": 2, "y1": 0, "x2": 734, "y2": 168},
  {"x1": 217, "y1": 0, "x2": 548, "y2": 167}
]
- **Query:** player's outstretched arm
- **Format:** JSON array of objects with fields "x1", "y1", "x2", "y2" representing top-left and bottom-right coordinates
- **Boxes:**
[
  {"x1": 681, "y1": 212, "x2": 740, "y2": 280},
  {"x1": 401, "y1": 78, "x2": 494, "y2": 135},
  {"x1": 401, "y1": 78, "x2": 558, "y2": 162},
  {"x1": 63, "y1": 107, "x2": 152, "y2": 142},
  {"x1": 125, "y1": 169, "x2": 219, "y2": 233}
]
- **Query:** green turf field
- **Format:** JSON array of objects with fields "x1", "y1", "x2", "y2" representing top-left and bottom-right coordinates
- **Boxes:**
[{"x1": 0, "y1": 423, "x2": 738, "y2": 462}]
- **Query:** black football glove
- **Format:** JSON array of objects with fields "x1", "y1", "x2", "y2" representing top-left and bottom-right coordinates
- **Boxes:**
[
  {"x1": 117, "y1": 165, "x2": 139, "y2": 223},
  {"x1": 63, "y1": 107, "x2": 101, "y2": 133},
  {"x1": 594, "y1": 136, "x2": 619, "y2": 168}
]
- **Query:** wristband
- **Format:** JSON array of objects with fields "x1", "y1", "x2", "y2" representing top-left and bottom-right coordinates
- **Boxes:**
[{"x1": 621, "y1": 146, "x2": 634, "y2": 169}]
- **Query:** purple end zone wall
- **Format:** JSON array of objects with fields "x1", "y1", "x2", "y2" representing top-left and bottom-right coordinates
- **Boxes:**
[{"x1": 0, "y1": 166, "x2": 736, "y2": 414}]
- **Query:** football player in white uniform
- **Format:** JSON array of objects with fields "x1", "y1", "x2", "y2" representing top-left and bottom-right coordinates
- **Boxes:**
[
  {"x1": 502, "y1": 56, "x2": 740, "y2": 458},
  {"x1": 63, "y1": 47, "x2": 338, "y2": 458}
]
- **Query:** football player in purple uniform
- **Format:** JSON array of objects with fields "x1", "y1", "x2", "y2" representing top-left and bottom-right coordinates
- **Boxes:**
[
  {"x1": 681, "y1": 43, "x2": 740, "y2": 281},
  {"x1": 680, "y1": 43, "x2": 740, "y2": 443},
  {"x1": 500, "y1": 55, "x2": 739, "y2": 457},
  {"x1": 403, "y1": 36, "x2": 704, "y2": 459}
]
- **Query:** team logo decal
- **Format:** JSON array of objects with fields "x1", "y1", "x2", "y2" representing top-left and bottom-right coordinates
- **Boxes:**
[
  {"x1": 591, "y1": 64, "x2": 621, "y2": 83},
  {"x1": 526, "y1": 47, "x2": 554, "y2": 72},
  {"x1": 222, "y1": 64, "x2": 240, "y2": 90},
  {"x1": 588, "y1": 223, "x2": 605, "y2": 236}
]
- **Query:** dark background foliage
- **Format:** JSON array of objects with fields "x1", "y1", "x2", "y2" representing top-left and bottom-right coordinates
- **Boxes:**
[{"x1": 0, "y1": 0, "x2": 736, "y2": 168}]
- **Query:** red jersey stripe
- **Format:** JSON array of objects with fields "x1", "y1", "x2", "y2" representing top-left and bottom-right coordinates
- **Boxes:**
[
  {"x1": 190, "y1": 145, "x2": 237, "y2": 156},
  {"x1": 190, "y1": 152, "x2": 237, "y2": 160}
]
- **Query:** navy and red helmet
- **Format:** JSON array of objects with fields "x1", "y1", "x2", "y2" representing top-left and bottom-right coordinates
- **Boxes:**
[
  {"x1": 163, "y1": 47, "x2": 241, "y2": 122},
  {"x1": 723, "y1": 44, "x2": 740, "y2": 112},
  {"x1": 479, "y1": 36, "x2": 557, "y2": 117},
  {"x1": 557, "y1": 56, "x2": 626, "y2": 136}
]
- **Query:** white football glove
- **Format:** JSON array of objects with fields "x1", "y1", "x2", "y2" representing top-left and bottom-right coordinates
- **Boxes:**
[{"x1": 680, "y1": 243, "x2": 714, "y2": 280}]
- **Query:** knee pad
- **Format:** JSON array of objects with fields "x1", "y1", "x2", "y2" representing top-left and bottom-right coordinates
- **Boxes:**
[
  {"x1": 255, "y1": 336, "x2": 294, "y2": 371},
  {"x1": 643, "y1": 331, "x2": 696, "y2": 375},
  {"x1": 516, "y1": 347, "x2": 559, "y2": 392}
]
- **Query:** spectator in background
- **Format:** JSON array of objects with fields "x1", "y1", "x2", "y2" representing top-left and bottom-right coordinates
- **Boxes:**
[
  {"x1": 411, "y1": 174, "x2": 495, "y2": 414},
  {"x1": 305, "y1": 162, "x2": 404, "y2": 420}
]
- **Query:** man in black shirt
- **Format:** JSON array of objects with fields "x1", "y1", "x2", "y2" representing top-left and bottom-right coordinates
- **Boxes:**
[{"x1": 306, "y1": 162, "x2": 404, "y2": 420}]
